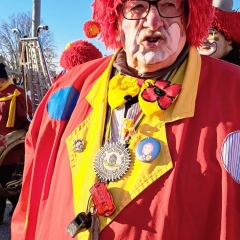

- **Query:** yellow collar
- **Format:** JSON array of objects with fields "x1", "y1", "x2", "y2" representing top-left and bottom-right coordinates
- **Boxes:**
[{"x1": 87, "y1": 46, "x2": 201, "y2": 122}]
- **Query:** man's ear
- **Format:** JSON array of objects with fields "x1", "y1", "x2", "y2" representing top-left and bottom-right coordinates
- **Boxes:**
[
  {"x1": 227, "y1": 38, "x2": 233, "y2": 46},
  {"x1": 226, "y1": 38, "x2": 234, "y2": 52}
]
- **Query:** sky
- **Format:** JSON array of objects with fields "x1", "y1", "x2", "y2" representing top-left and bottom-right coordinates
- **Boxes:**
[
  {"x1": 0, "y1": 0, "x2": 240, "y2": 72},
  {"x1": 0, "y1": 0, "x2": 113, "y2": 72}
]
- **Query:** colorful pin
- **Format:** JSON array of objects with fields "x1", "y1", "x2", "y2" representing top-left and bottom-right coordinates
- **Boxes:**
[
  {"x1": 73, "y1": 139, "x2": 85, "y2": 152},
  {"x1": 136, "y1": 137, "x2": 161, "y2": 162}
]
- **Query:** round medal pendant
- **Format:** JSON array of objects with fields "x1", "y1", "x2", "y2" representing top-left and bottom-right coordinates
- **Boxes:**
[
  {"x1": 136, "y1": 137, "x2": 161, "y2": 162},
  {"x1": 94, "y1": 142, "x2": 131, "y2": 181}
]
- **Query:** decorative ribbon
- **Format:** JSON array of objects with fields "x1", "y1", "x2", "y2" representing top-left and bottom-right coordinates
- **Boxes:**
[
  {"x1": 121, "y1": 110, "x2": 145, "y2": 143},
  {"x1": 108, "y1": 75, "x2": 182, "y2": 116},
  {"x1": 0, "y1": 83, "x2": 21, "y2": 127},
  {"x1": 108, "y1": 75, "x2": 140, "y2": 109}
]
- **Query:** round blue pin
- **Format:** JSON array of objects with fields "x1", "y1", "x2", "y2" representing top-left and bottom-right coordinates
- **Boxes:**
[{"x1": 136, "y1": 137, "x2": 161, "y2": 162}]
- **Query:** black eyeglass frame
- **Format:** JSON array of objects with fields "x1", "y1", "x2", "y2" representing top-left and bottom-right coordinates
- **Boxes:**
[{"x1": 121, "y1": 0, "x2": 186, "y2": 20}]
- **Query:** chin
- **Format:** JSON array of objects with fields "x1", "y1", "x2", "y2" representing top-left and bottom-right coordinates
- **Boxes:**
[
  {"x1": 137, "y1": 50, "x2": 170, "y2": 65},
  {"x1": 198, "y1": 51, "x2": 210, "y2": 56}
]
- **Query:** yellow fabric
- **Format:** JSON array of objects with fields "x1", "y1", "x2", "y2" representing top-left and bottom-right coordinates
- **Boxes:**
[
  {"x1": 66, "y1": 46, "x2": 201, "y2": 240},
  {"x1": 108, "y1": 75, "x2": 141, "y2": 109},
  {"x1": 0, "y1": 83, "x2": 21, "y2": 127},
  {"x1": 122, "y1": 118, "x2": 135, "y2": 136},
  {"x1": 108, "y1": 65, "x2": 184, "y2": 116}
]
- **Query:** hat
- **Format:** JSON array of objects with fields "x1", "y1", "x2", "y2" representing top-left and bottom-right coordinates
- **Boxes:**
[
  {"x1": 212, "y1": 0, "x2": 240, "y2": 44},
  {"x1": 0, "y1": 62, "x2": 8, "y2": 79},
  {"x1": 85, "y1": 0, "x2": 214, "y2": 49},
  {"x1": 60, "y1": 39, "x2": 102, "y2": 71}
]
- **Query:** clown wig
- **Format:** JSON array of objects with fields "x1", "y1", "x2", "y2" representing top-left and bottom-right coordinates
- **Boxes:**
[
  {"x1": 212, "y1": 8, "x2": 240, "y2": 45},
  {"x1": 60, "y1": 40, "x2": 102, "y2": 71},
  {"x1": 91, "y1": 0, "x2": 214, "y2": 49}
]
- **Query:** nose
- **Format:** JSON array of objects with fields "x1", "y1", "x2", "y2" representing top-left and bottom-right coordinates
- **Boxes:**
[{"x1": 143, "y1": 6, "x2": 164, "y2": 30}]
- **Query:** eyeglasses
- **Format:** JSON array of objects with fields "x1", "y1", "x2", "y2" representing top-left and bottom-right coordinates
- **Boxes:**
[{"x1": 122, "y1": 0, "x2": 185, "y2": 20}]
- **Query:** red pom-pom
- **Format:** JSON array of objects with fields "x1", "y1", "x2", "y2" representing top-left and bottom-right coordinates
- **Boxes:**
[
  {"x1": 60, "y1": 39, "x2": 102, "y2": 70},
  {"x1": 83, "y1": 20, "x2": 101, "y2": 38}
]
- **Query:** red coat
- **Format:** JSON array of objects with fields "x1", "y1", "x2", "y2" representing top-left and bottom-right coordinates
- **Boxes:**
[{"x1": 12, "y1": 52, "x2": 240, "y2": 240}]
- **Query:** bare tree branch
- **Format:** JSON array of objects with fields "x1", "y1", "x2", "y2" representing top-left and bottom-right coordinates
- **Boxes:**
[{"x1": 0, "y1": 12, "x2": 57, "y2": 73}]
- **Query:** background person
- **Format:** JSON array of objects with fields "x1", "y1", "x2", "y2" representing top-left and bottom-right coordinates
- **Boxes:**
[
  {"x1": 198, "y1": 0, "x2": 240, "y2": 65},
  {"x1": 0, "y1": 63, "x2": 32, "y2": 224},
  {"x1": 12, "y1": 0, "x2": 240, "y2": 239}
]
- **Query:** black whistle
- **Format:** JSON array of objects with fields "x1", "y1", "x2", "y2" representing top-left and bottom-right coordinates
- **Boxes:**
[{"x1": 66, "y1": 212, "x2": 92, "y2": 238}]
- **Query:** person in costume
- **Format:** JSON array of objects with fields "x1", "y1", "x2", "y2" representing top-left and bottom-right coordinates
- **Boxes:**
[
  {"x1": 198, "y1": 0, "x2": 240, "y2": 65},
  {"x1": 0, "y1": 63, "x2": 32, "y2": 224},
  {"x1": 55, "y1": 39, "x2": 103, "y2": 82},
  {"x1": 11, "y1": 0, "x2": 240, "y2": 239}
]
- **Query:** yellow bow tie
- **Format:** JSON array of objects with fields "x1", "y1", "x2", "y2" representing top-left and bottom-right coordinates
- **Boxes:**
[{"x1": 108, "y1": 75, "x2": 182, "y2": 116}]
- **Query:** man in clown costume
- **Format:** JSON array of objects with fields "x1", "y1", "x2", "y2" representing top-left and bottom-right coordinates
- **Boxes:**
[
  {"x1": 12, "y1": 0, "x2": 240, "y2": 239},
  {"x1": 198, "y1": 0, "x2": 240, "y2": 65}
]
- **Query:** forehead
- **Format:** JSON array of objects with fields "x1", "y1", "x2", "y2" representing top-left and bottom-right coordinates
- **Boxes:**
[
  {"x1": 209, "y1": 27, "x2": 217, "y2": 31},
  {"x1": 208, "y1": 28, "x2": 225, "y2": 36}
]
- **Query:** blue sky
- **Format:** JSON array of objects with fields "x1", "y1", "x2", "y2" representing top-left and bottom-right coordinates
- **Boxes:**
[
  {"x1": 0, "y1": 0, "x2": 113, "y2": 71},
  {"x1": 1, "y1": 0, "x2": 240, "y2": 71}
]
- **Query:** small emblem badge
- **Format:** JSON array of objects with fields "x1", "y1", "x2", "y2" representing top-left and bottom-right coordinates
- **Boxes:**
[
  {"x1": 94, "y1": 142, "x2": 131, "y2": 181},
  {"x1": 73, "y1": 139, "x2": 85, "y2": 152},
  {"x1": 136, "y1": 137, "x2": 161, "y2": 162}
]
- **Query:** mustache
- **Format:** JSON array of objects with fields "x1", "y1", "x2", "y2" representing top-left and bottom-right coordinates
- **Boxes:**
[{"x1": 137, "y1": 28, "x2": 167, "y2": 42}]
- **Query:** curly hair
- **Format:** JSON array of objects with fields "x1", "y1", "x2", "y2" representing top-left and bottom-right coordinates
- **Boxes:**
[
  {"x1": 92, "y1": 0, "x2": 214, "y2": 49},
  {"x1": 212, "y1": 8, "x2": 240, "y2": 46}
]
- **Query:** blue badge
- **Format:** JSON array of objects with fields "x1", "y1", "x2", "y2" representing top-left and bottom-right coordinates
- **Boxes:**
[{"x1": 136, "y1": 137, "x2": 161, "y2": 162}]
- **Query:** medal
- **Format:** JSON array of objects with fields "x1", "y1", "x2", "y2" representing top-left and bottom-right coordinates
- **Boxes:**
[
  {"x1": 94, "y1": 141, "x2": 131, "y2": 181},
  {"x1": 136, "y1": 137, "x2": 161, "y2": 162}
]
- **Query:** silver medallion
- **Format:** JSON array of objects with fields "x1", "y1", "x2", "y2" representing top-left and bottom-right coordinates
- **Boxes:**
[{"x1": 94, "y1": 142, "x2": 131, "y2": 181}]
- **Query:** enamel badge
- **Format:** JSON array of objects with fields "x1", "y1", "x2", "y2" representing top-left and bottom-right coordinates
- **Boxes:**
[
  {"x1": 73, "y1": 139, "x2": 85, "y2": 152},
  {"x1": 94, "y1": 142, "x2": 131, "y2": 181},
  {"x1": 136, "y1": 137, "x2": 161, "y2": 162}
]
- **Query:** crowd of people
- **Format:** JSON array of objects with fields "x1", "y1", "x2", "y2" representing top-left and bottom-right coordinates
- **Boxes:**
[{"x1": 0, "y1": 0, "x2": 239, "y2": 239}]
